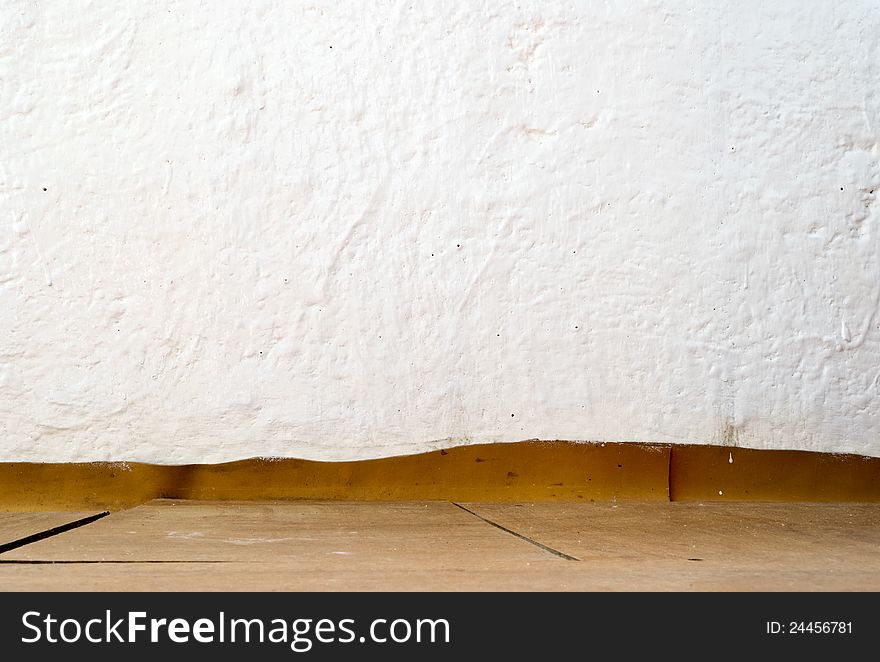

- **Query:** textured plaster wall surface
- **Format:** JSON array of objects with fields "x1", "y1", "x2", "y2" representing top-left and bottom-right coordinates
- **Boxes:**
[{"x1": 2, "y1": 2, "x2": 879, "y2": 463}]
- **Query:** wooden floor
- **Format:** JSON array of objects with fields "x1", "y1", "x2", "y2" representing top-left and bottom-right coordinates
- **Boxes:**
[{"x1": 2, "y1": 500, "x2": 879, "y2": 591}]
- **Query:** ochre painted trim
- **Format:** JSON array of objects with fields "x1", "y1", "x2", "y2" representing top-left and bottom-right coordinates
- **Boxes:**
[
  {"x1": 669, "y1": 445, "x2": 880, "y2": 502},
  {"x1": 0, "y1": 442, "x2": 878, "y2": 511}
]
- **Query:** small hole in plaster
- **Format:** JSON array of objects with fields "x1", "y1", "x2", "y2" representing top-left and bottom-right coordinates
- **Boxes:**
[
  {"x1": 841, "y1": 187, "x2": 844, "y2": 191},
  {"x1": 510, "y1": 413, "x2": 515, "y2": 417},
  {"x1": 42, "y1": 187, "x2": 47, "y2": 191}
]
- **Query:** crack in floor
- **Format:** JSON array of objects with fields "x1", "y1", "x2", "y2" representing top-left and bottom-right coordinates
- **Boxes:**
[
  {"x1": 451, "y1": 503, "x2": 580, "y2": 561},
  {"x1": 0, "y1": 512, "x2": 110, "y2": 555}
]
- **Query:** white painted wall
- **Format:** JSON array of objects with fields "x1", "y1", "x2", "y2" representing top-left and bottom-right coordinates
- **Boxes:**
[{"x1": 2, "y1": 1, "x2": 879, "y2": 463}]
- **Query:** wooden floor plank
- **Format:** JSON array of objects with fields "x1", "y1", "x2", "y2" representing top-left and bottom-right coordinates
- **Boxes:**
[
  {"x1": 1, "y1": 558, "x2": 876, "y2": 591},
  {"x1": 460, "y1": 502, "x2": 880, "y2": 569},
  {"x1": 1, "y1": 500, "x2": 551, "y2": 564}
]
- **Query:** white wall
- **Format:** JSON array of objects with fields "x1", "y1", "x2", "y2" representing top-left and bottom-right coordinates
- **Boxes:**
[{"x1": 2, "y1": 1, "x2": 879, "y2": 463}]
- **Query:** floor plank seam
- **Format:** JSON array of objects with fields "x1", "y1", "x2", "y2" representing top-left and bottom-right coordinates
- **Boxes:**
[
  {"x1": 451, "y1": 503, "x2": 580, "y2": 561},
  {"x1": 0, "y1": 512, "x2": 110, "y2": 556}
]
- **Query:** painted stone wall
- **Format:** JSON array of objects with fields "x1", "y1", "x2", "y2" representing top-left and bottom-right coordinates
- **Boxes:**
[{"x1": 2, "y1": 2, "x2": 879, "y2": 462}]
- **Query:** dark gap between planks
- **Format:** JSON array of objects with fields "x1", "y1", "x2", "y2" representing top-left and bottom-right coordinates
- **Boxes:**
[
  {"x1": 452, "y1": 502, "x2": 580, "y2": 561},
  {"x1": 0, "y1": 512, "x2": 109, "y2": 555}
]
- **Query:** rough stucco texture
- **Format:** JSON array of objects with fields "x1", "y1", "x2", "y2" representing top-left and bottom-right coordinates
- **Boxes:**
[{"x1": 2, "y1": 2, "x2": 879, "y2": 463}]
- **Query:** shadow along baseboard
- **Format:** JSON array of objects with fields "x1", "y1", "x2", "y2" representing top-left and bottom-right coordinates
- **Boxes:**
[{"x1": 1, "y1": 441, "x2": 878, "y2": 511}]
